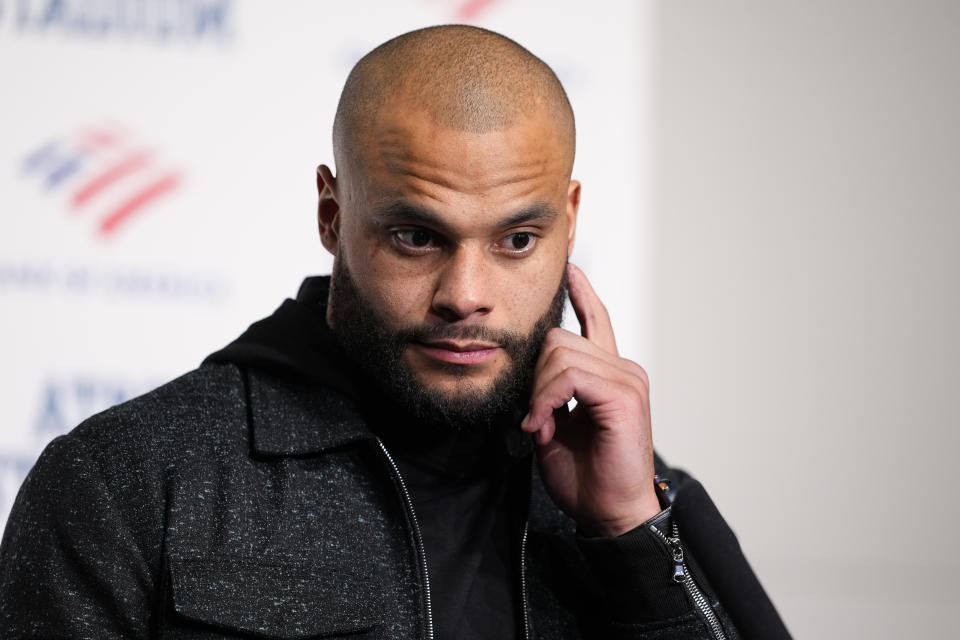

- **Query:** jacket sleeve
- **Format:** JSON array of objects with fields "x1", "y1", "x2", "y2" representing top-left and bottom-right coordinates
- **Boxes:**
[
  {"x1": 576, "y1": 507, "x2": 741, "y2": 639},
  {"x1": 574, "y1": 461, "x2": 790, "y2": 640},
  {"x1": 0, "y1": 433, "x2": 155, "y2": 638},
  {"x1": 670, "y1": 478, "x2": 791, "y2": 640}
]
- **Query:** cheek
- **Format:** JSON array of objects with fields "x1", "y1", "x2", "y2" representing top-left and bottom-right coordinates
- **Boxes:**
[
  {"x1": 372, "y1": 277, "x2": 433, "y2": 328},
  {"x1": 498, "y1": 247, "x2": 567, "y2": 328},
  {"x1": 341, "y1": 228, "x2": 435, "y2": 328}
]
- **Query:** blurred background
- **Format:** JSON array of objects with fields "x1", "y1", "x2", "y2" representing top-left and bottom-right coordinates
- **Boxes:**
[{"x1": 2, "y1": 1, "x2": 957, "y2": 637}]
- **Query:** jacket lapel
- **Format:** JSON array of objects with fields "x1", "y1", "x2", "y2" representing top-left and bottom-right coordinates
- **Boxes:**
[{"x1": 245, "y1": 368, "x2": 374, "y2": 456}]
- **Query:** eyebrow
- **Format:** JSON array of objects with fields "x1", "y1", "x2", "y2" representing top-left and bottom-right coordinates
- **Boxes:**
[
  {"x1": 373, "y1": 201, "x2": 559, "y2": 232},
  {"x1": 498, "y1": 202, "x2": 559, "y2": 228}
]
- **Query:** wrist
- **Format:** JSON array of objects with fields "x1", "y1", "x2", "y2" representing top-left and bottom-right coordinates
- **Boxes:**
[{"x1": 580, "y1": 493, "x2": 663, "y2": 537}]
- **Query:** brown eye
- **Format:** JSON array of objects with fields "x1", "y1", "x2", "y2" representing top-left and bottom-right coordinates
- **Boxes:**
[
  {"x1": 510, "y1": 233, "x2": 532, "y2": 250},
  {"x1": 499, "y1": 232, "x2": 537, "y2": 256},
  {"x1": 409, "y1": 230, "x2": 431, "y2": 247},
  {"x1": 395, "y1": 229, "x2": 435, "y2": 249}
]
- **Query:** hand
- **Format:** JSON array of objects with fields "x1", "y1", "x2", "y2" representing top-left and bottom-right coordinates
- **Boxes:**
[{"x1": 520, "y1": 263, "x2": 661, "y2": 537}]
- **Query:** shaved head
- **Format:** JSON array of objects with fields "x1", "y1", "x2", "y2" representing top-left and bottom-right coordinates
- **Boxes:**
[{"x1": 332, "y1": 25, "x2": 575, "y2": 174}]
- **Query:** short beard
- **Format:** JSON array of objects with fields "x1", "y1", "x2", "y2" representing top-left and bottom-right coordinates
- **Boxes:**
[{"x1": 328, "y1": 260, "x2": 566, "y2": 432}]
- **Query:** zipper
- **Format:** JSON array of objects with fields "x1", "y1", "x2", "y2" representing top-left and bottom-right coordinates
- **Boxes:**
[
  {"x1": 649, "y1": 522, "x2": 727, "y2": 640},
  {"x1": 375, "y1": 438, "x2": 434, "y2": 640},
  {"x1": 520, "y1": 520, "x2": 531, "y2": 640}
]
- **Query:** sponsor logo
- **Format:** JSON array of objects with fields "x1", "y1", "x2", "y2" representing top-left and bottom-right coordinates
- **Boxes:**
[
  {"x1": 0, "y1": 262, "x2": 231, "y2": 300},
  {"x1": 7, "y1": 122, "x2": 231, "y2": 302},
  {"x1": 22, "y1": 123, "x2": 183, "y2": 238},
  {"x1": 0, "y1": 0, "x2": 233, "y2": 42}
]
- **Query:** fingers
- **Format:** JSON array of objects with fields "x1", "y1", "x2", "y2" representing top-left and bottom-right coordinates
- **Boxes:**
[
  {"x1": 522, "y1": 265, "x2": 648, "y2": 446},
  {"x1": 521, "y1": 363, "x2": 647, "y2": 445},
  {"x1": 535, "y1": 328, "x2": 649, "y2": 389},
  {"x1": 567, "y1": 263, "x2": 618, "y2": 356},
  {"x1": 522, "y1": 334, "x2": 649, "y2": 444},
  {"x1": 521, "y1": 366, "x2": 598, "y2": 445}
]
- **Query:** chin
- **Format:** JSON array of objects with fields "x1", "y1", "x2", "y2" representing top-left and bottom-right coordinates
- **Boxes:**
[{"x1": 417, "y1": 372, "x2": 498, "y2": 398}]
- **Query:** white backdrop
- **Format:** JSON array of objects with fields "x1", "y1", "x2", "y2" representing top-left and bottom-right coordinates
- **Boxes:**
[
  {"x1": 0, "y1": 0, "x2": 654, "y2": 538},
  {"x1": 649, "y1": 2, "x2": 960, "y2": 637}
]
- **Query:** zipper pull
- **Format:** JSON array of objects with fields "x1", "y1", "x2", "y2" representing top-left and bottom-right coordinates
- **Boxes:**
[
  {"x1": 649, "y1": 522, "x2": 689, "y2": 584},
  {"x1": 672, "y1": 556, "x2": 687, "y2": 582},
  {"x1": 668, "y1": 538, "x2": 686, "y2": 582}
]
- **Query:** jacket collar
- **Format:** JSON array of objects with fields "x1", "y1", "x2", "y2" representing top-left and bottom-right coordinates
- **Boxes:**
[{"x1": 245, "y1": 367, "x2": 375, "y2": 456}]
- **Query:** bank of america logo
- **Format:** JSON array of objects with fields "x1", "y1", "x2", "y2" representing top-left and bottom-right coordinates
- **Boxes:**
[{"x1": 22, "y1": 124, "x2": 183, "y2": 237}]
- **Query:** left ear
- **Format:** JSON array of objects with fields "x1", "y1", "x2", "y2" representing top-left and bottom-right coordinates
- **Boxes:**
[
  {"x1": 317, "y1": 164, "x2": 341, "y2": 256},
  {"x1": 565, "y1": 180, "x2": 580, "y2": 257}
]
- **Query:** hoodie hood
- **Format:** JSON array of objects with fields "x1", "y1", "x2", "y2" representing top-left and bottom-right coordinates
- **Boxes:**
[{"x1": 203, "y1": 276, "x2": 362, "y2": 399}]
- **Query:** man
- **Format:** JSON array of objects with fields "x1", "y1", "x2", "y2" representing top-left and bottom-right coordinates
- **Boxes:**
[{"x1": 0, "y1": 26, "x2": 788, "y2": 639}]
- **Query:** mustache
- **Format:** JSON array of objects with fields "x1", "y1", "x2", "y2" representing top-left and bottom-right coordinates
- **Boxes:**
[{"x1": 394, "y1": 324, "x2": 530, "y2": 356}]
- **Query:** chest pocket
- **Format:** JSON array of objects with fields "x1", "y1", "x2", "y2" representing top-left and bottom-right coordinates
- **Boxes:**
[{"x1": 166, "y1": 556, "x2": 380, "y2": 639}]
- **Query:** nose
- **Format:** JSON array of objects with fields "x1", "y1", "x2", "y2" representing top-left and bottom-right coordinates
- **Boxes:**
[{"x1": 431, "y1": 246, "x2": 493, "y2": 322}]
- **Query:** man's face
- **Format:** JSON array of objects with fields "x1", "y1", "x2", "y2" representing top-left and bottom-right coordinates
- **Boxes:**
[{"x1": 321, "y1": 103, "x2": 579, "y2": 426}]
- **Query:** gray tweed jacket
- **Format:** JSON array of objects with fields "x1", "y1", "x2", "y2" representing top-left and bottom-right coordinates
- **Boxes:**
[{"x1": 0, "y1": 360, "x2": 780, "y2": 638}]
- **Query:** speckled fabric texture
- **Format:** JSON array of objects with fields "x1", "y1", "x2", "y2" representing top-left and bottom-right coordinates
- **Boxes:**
[
  {"x1": 0, "y1": 358, "x2": 772, "y2": 638},
  {"x1": 0, "y1": 365, "x2": 424, "y2": 638}
]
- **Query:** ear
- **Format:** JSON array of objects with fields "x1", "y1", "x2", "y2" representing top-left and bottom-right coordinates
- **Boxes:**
[
  {"x1": 565, "y1": 180, "x2": 580, "y2": 257},
  {"x1": 317, "y1": 164, "x2": 340, "y2": 255}
]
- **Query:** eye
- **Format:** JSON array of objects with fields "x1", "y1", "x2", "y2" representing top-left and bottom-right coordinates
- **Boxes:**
[
  {"x1": 392, "y1": 228, "x2": 440, "y2": 254},
  {"x1": 508, "y1": 233, "x2": 533, "y2": 250},
  {"x1": 498, "y1": 231, "x2": 538, "y2": 256}
]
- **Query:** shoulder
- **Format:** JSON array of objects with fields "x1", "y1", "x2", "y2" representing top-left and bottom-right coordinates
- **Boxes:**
[
  {"x1": 67, "y1": 362, "x2": 248, "y2": 458},
  {"x1": 74, "y1": 362, "x2": 245, "y2": 436},
  {"x1": 20, "y1": 363, "x2": 252, "y2": 503},
  {"x1": 8, "y1": 364, "x2": 254, "y2": 547}
]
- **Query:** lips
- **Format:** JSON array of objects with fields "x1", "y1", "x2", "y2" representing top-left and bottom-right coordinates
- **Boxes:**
[{"x1": 414, "y1": 339, "x2": 500, "y2": 365}]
